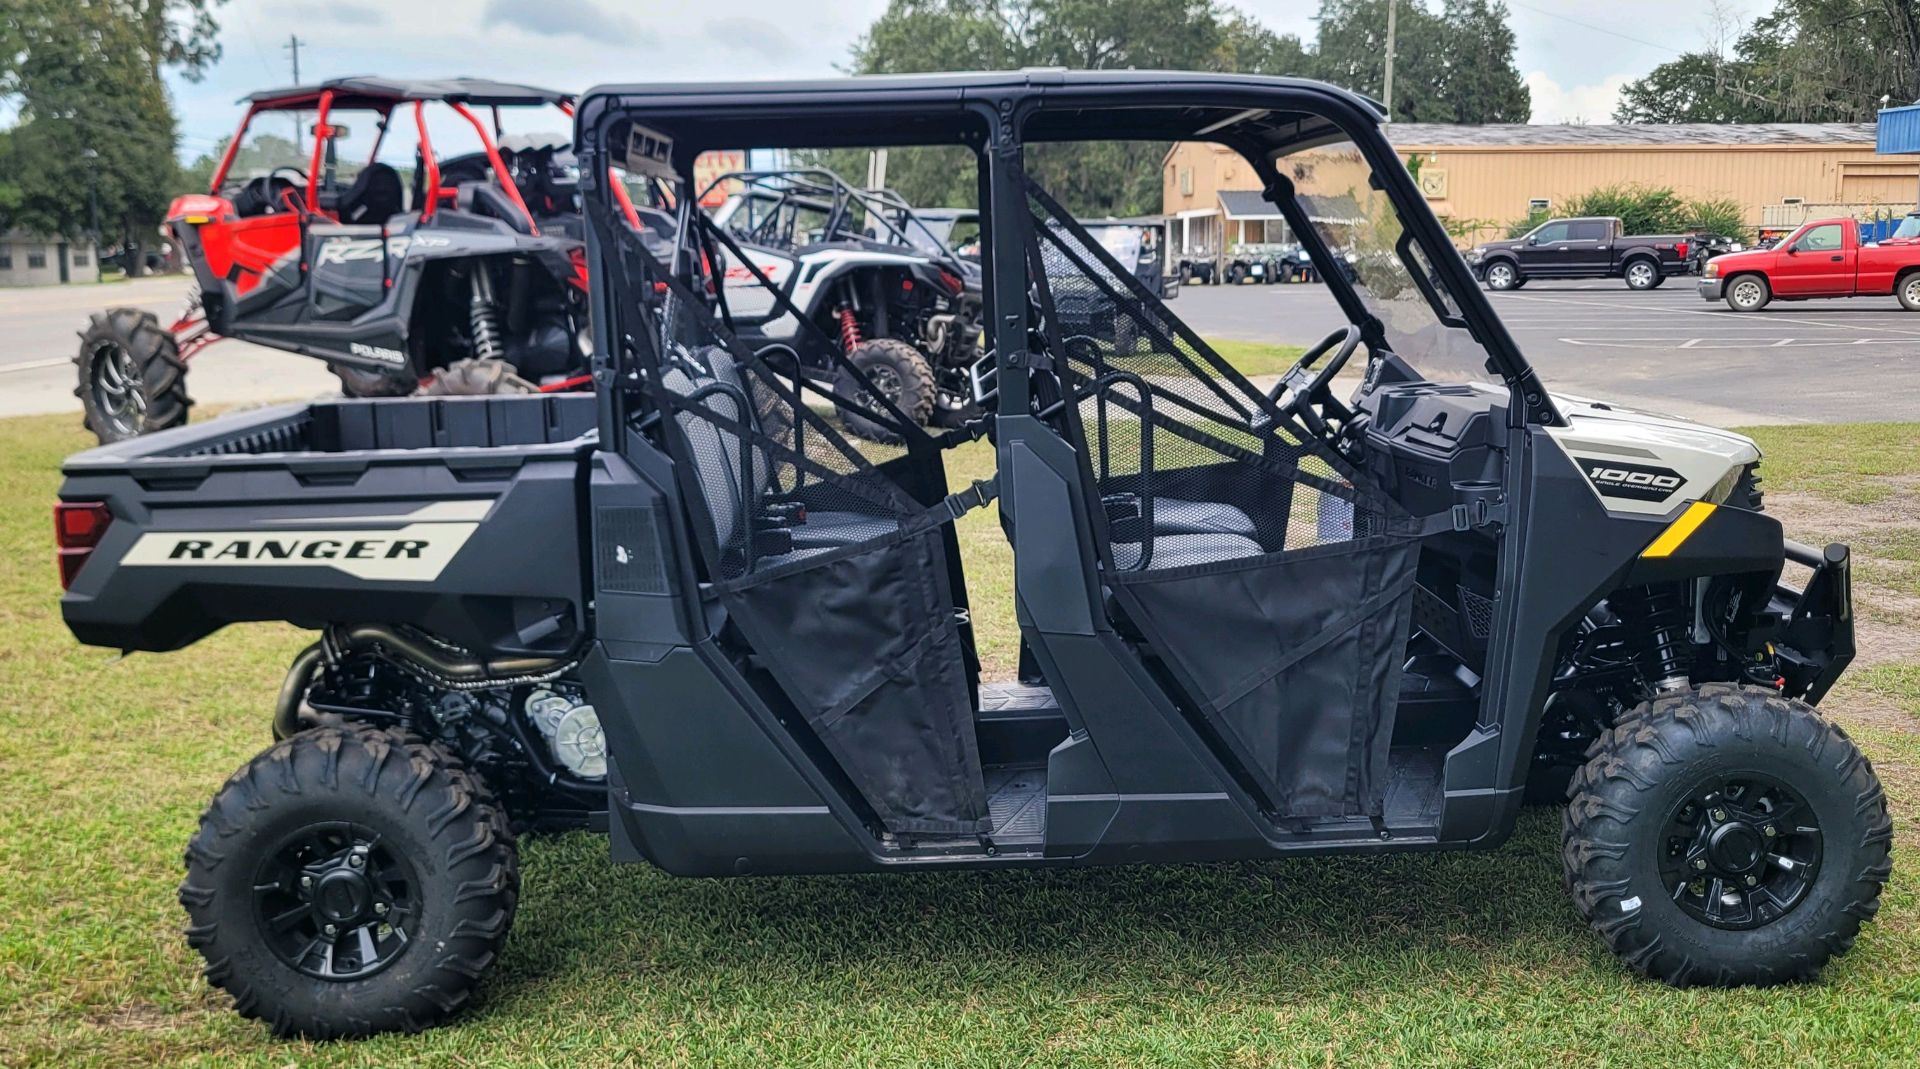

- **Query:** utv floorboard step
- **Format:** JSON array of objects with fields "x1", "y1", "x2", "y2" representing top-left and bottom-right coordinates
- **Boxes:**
[
  {"x1": 978, "y1": 681, "x2": 1059, "y2": 717},
  {"x1": 984, "y1": 764, "x2": 1048, "y2": 844}
]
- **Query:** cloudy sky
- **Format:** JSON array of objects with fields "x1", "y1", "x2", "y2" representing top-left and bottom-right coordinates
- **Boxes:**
[{"x1": 165, "y1": 0, "x2": 1775, "y2": 161}]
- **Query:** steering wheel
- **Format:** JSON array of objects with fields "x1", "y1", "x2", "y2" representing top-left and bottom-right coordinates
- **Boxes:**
[
  {"x1": 238, "y1": 166, "x2": 309, "y2": 216},
  {"x1": 1266, "y1": 325, "x2": 1362, "y2": 441}
]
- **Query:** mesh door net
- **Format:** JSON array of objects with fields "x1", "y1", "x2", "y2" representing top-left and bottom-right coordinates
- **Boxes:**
[
  {"x1": 1022, "y1": 171, "x2": 1419, "y2": 819},
  {"x1": 595, "y1": 199, "x2": 989, "y2": 836}
]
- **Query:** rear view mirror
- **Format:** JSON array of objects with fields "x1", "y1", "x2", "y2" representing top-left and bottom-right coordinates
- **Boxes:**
[{"x1": 314, "y1": 122, "x2": 350, "y2": 139}]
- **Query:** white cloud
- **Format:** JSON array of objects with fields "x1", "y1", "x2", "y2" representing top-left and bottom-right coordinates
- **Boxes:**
[{"x1": 1524, "y1": 71, "x2": 1631, "y2": 125}]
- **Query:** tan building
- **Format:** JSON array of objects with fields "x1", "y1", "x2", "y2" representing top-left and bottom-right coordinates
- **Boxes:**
[{"x1": 1163, "y1": 122, "x2": 1907, "y2": 255}]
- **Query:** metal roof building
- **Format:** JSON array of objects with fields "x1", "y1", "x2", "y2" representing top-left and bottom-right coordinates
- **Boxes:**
[{"x1": 1164, "y1": 122, "x2": 1907, "y2": 251}]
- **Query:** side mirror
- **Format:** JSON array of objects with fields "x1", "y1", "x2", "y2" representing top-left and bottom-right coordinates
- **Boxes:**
[{"x1": 1785, "y1": 244, "x2": 1799, "y2": 255}]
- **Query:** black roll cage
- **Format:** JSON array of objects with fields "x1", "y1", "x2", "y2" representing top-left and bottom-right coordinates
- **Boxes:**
[{"x1": 573, "y1": 69, "x2": 1562, "y2": 434}]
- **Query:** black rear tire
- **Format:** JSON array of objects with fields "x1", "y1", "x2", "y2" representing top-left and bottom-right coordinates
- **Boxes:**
[
  {"x1": 75, "y1": 308, "x2": 192, "y2": 444},
  {"x1": 421, "y1": 358, "x2": 537, "y2": 396},
  {"x1": 1564, "y1": 684, "x2": 1891, "y2": 986},
  {"x1": 330, "y1": 363, "x2": 415, "y2": 398},
  {"x1": 836, "y1": 337, "x2": 934, "y2": 444},
  {"x1": 1897, "y1": 271, "x2": 1920, "y2": 312},
  {"x1": 179, "y1": 725, "x2": 519, "y2": 1038}
]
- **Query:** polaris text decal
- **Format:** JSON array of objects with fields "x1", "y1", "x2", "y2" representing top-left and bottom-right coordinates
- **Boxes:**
[
  {"x1": 119, "y1": 522, "x2": 479, "y2": 581},
  {"x1": 1576, "y1": 459, "x2": 1686, "y2": 503}
]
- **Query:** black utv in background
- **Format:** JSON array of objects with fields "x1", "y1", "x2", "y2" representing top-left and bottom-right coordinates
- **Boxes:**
[
  {"x1": 54, "y1": 70, "x2": 1886, "y2": 1040},
  {"x1": 1467, "y1": 216, "x2": 1695, "y2": 290}
]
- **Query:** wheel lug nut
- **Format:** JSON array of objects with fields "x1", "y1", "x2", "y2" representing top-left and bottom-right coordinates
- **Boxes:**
[{"x1": 1694, "y1": 858, "x2": 1709, "y2": 871}]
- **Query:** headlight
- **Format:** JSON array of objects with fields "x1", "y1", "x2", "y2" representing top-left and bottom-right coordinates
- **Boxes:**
[
  {"x1": 1703, "y1": 262, "x2": 1720, "y2": 279},
  {"x1": 1465, "y1": 247, "x2": 1485, "y2": 261}
]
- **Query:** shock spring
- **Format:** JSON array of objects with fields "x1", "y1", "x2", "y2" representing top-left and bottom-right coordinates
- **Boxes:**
[
  {"x1": 1622, "y1": 584, "x2": 1694, "y2": 692},
  {"x1": 469, "y1": 268, "x2": 504, "y2": 362},
  {"x1": 836, "y1": 305, "x2": 863, "y2": 352}
]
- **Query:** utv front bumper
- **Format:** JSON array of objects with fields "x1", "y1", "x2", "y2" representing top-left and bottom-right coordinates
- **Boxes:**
[{"x1": 1772, "y1": 539, "x2": 1854, "y2": 704}]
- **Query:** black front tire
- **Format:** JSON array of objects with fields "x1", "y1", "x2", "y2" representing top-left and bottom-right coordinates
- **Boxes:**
[
  {"x1": 1564, "y1": 684, "x2": 1891, "y2": 986},
  {"x1": 75, "y1": 308, "x2": 192, "y2": 444},
  {"x1": 836, "y1": 337, "x2": 934, "y2": 444},
  {"x1": 180, "y1": 725, "x2": 520, "y2": 1038},
  {"x1": 1483, "y1": 261, "x2": 1521, "y2": 291}
]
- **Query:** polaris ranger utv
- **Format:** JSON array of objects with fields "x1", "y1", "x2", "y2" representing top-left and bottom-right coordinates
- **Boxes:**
[
  {"x1": 74, "y1": 77, "x2": 624, "y2": 445},
  {"x1": 55, "y1": 71, "x2": 1884, "y2": 1039}
]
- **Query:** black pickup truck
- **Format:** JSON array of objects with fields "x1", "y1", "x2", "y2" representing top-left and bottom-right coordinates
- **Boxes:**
[{"x1": 1465, "y1": 216, "x2": 1694, "y2": 291}]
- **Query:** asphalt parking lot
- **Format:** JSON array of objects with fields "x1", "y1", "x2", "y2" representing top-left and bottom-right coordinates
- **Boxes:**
[
  {"x1": 1177, "y1": 278, "x2": 1920, "y2": 425},
  {"x1": 0, "y1": 276, "x2": 335, "y2": 422},
  {"x1": 7, "y1": 274, "x2": 1917, "y2": 427}
]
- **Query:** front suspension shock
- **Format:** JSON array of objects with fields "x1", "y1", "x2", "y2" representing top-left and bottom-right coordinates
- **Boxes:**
[{"x1": 836, "y1": 305, "x2": 863, "y2": 352}]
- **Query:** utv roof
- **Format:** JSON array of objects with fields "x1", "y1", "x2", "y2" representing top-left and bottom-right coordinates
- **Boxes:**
[
  {"x1": 578, "y1": 69, "x2": 1385, "y2": 157},
  {"x1": 243, "y1": 77, "x2": 571, "y2": 110}
]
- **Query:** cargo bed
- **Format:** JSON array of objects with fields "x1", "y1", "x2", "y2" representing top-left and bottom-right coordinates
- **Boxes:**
[{"x1": 60, "y1": 395, "x2": 599, "y2": 655}]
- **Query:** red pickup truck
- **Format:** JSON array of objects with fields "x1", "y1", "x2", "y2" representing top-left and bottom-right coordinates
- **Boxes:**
[{"x1": 1699, "y1": 217, "x2": 1920, "y2": 311}]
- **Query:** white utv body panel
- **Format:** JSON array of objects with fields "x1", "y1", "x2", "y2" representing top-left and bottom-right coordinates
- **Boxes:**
[
  {"x1": 1544, "y1": 393, "x2": 1760, "y2": 516},
  {"x1": 721, "y1": 246, "x2": 935, "y2": 342}
]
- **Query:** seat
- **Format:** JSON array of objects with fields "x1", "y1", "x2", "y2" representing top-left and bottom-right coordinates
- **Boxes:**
[
  {"x1": 1150, "y1": 497, "x2": 1256, "y2": 538},
  {"x1": 338, "y1": 163, "x2": 405, "y2": 226},
  {"x1": 1112, "y1": 532, "x2": 1263, "y2": 570},
  {"x1": 660, "y1": 345, "x2": 897, "y2": 570}
]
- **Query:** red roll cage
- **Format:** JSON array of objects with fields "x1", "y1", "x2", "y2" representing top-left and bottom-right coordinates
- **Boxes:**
[{"x1": 206, "y1": 79, "x2": 581, "y2": 234}]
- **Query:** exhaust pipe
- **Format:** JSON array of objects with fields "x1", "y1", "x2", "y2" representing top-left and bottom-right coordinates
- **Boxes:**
[{"x1": 273, "y1": 625, "x2": 581, "y2": 738}]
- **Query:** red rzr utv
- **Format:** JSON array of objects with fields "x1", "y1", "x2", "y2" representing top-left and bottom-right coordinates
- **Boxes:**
[{"x1": 74, "y1": 77, "x2": 662, "y2": 444}]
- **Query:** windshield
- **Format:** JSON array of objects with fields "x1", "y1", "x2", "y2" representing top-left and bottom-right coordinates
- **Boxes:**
[
  {"x1": 1896, "y1": 215, "x2": 1920, "y2": 240},
  {"x1": 1281, "y1": 141, "x2": 1492, "y2": 381},
  {"x1": 1086, "y1": 224, "x2": 1144, "y2": 262}
]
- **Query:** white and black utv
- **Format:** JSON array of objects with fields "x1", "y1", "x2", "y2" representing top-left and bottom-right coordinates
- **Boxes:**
[
  {"x1": 55, "y1": 71, "x2": 1884, "y2": 1040},
  {"x1": 704, "y1": 168, "x2": 985, "y2": 439}
]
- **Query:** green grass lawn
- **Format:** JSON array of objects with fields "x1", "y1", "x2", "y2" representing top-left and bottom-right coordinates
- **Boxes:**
[{"x1": 1, "y1": 411, "x2": 1916, "y2": 1067}]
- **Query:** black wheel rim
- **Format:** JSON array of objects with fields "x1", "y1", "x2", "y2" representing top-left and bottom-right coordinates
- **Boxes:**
[
  {"x1": 852, "y1": 362, "x2": 903, "y2": 411},
  {"x1": 252, "y1": 821, "x2": 420, "y2": 981},
  {"x1": 88, "y1": 340, "x2": 146, "y2": 437},
  {"x1": 1658, "y1": 772, "x2": 1821, "y2": 930}
]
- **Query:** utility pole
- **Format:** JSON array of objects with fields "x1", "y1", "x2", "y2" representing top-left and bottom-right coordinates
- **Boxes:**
[
  {"x1": 284, "y1": 35, "x2": 308, "y2": 152},
  {"x1": 83, "y1": 148, "x2": 101, "y2": 280},
  {"x1": 1383, "y1": 0, "x2": 1398, "y2": 122}
]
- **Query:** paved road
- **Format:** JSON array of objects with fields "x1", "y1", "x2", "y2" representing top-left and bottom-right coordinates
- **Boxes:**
[
  {"x1": 6, "y1": 274, "x2": 1918, "y2": 427},
  {"x1": 1175, "y1": 278, "x2": 1920, "y2": 425},
  {"x1": 0, "y1": 276, "x2": 335, "y2": 421}
]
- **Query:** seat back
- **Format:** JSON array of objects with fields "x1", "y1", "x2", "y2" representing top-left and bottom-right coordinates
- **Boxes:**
[
  {"x1": 657, "y1": 344, "x2": 773, "y2": 564},
  {"x1": 339, "y1": 163, "x2": 405, "y2": 226}
]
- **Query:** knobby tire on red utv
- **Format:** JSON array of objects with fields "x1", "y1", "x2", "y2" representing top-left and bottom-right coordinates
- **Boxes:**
[
  {"x1": 330, "y1": 363, "x2": 416, "y2": 398},
  {"x1": 75, "y1": 309, "x2": 192, "y2": 444},
  {"x1": 1563, "y1": 684, "x2": 1892, "y2": 986},
  {"x1": 179, "y1": 724, "x2": 519, "y2": 1038},
  {"x1": 421, "y1": 358, "x2": 539, "y2": 396},
  {"x1": 837, "y1": 337, "x2": 935, "y2": 444}
]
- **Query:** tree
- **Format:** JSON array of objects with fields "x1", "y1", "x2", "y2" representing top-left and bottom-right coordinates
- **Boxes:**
[
  {"x1": 1313, "y1": 0, "x2": 1531, "y2": 122},
  {"x1": 1616, "y1": 0, "x2": 1920, "y2": 122},
  {"x1": 0, "y1": 1, "x2": 222, "y2": 272}
]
